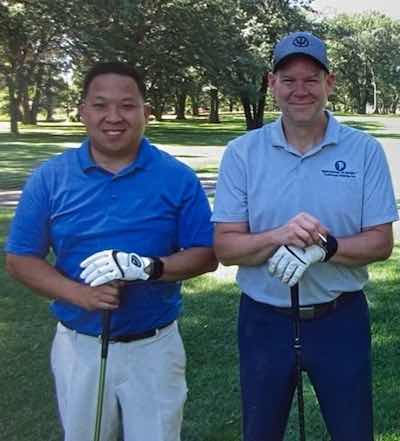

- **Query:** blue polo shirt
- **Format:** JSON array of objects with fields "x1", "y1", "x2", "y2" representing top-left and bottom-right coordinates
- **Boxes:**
[
  {"x1": 6, "y1": 137, "x2": 213, "y2": 335},
  {"x1": 212, "y1": 112, "x2": 398, "y2": 306}
]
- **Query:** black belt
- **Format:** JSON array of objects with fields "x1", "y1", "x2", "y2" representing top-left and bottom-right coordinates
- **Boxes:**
[
  {"x1": 61, "y1": 320, "x2": 175, "y2": 342},
  {"x1": 264, "y1": 291, "x2": 362, "y2": 320}
]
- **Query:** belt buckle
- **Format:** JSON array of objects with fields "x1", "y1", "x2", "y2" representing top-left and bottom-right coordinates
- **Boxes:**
[{"x1": 299, "y1": 306, "x2": 315, "y2": 320}]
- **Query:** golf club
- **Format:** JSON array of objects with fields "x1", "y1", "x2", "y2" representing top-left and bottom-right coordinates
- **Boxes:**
[
  {"x1": 290, "y1": 283, "x2": 306, "y2": 441},
  {"x1": 93, "y1": 309, "x2": 111, "y2": 441}
]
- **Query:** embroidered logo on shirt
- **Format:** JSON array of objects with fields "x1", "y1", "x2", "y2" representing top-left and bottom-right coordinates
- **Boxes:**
[
  {"x1": 335, "y1": 160, "x2": 346, "y2": 171},
  {"x1": 321, "y1": 161, "x2": 357, "y2": 178}
]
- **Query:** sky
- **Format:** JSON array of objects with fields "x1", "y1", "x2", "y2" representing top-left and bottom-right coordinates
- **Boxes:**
[{"x1": 312, "y1": 0, "x2": 400, "y2": 19}]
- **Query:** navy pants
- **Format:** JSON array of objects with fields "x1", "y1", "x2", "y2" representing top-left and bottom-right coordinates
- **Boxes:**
[{"x1": 238, "y1": 292, "x2": 373, "y2": 441}]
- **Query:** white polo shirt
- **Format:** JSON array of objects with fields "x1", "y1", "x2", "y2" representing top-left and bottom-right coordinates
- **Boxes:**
[{"x1": 212, "y1": 112, "x2": 399, "y2": 306}]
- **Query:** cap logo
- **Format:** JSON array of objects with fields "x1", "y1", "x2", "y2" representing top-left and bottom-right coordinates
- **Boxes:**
[{"x1": 293, "y1": 36, "x2": 309, "y2": 48}]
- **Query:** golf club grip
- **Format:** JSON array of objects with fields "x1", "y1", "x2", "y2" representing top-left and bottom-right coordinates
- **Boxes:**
[
  {"x1": 101, "y1": 310, "x2": 111, "y2": 359},
  {"x1": 290, "y1": 283, "x2": 300, "y2": 314}
]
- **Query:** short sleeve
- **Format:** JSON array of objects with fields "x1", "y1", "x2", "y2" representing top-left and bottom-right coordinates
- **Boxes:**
[
  {"x1": 362, "y1": 141, "x2": 399, "y2": 228},
  {"x1": 5, "y1": 166, "x2": 51, "y2": 257},
  {"x1": 177, "y1": 172, "x2": 213, "y2": 248},
  {"x1": 211, "y1": 143, "x2": 248, "y2": 222}
]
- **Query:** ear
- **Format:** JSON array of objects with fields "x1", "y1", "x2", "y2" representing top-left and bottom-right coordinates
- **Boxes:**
[{"x1": 268, "y1": 72, "x2": 277, "y2": 89}]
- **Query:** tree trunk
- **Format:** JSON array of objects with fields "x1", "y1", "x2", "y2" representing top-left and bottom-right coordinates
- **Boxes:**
[
  {"x1": 208, "y1": 88, "x2": 220, "y2": 123},
  {"x1": 30, "y1": 93, "x2": 41, "y2": 124},
  {"x1": 190, "y1": 94, "x2": 199, "y2": 116},
  {"x1": 241, "y1": 72, "x2": 268, "y2": 130},
  {"x1": 390, "y1": 96, "x2": 399, "y2": 114},
  {"x1": 21, "y1": 91, "x2": 31, "y2": 124},
  {"x1": 175, "y1": 92, "x2": 186, "y2": 120},
  {"x1": 6, "y1": 77, "x2": 19, "y2": 134},
  {"x1": 45, "y1": 106, "x2": 55, "y2": 122},
  {"x1": 149, "y1": 89, "x2": 165, "y2": 121}
]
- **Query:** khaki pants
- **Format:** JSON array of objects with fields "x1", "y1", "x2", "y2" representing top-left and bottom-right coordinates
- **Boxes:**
[{"x1": 51, "y1": 321, "x2": 187, "y2": 441}]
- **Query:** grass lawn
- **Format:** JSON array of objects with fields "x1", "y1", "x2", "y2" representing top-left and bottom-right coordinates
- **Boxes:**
[
  {"x1": 0, "y1": 114, "x2": 250, "y2": 191},
  {"x1": 2, "y1": 111, "x2": 397, "y2": 191},
  {"x1": 1, "y1": 210, "x2": 399, "y2": 440},
  {"x1": 1, "y1": 114, "x2": 399, "y2": 439}
]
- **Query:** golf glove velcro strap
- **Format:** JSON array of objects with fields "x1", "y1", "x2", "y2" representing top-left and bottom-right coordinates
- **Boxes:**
[
  {"x1": 320, "y1": 234, "x2": 338, "y2": 262},
  {"x1": 268, "y1": 244, "x2": 326, "y2": 287},
  {"x1": 80, "y1": 250, "x2": 152, "y2": 287}
]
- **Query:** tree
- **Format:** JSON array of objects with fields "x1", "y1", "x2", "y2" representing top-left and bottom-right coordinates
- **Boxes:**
[
  {"x1": 189, "y1": 0, "x2": 314, "y2": 129},
  {"x1": 326, "y1": 12, "x2": 400, "y2": 114},
  {"x1": 0, "y1": 0, "x2": 73, "y2": 133}
]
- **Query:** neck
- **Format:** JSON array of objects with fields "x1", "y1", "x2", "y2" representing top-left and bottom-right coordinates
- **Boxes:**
[
  {"x1": 90, "y1": 148, "x2": 138, "y2": 173},
  {"x1": 282, "y1": 113, "x2": 328, "y2": 154}
]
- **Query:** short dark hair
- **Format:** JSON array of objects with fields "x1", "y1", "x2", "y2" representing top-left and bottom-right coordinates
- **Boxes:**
[{"x1": 82, "y1": 61, "x2": 146, "y2": 99}]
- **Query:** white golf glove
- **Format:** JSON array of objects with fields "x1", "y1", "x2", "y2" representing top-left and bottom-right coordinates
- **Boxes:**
[
  {"x1": 80, "y1": 250, "x2": 152, "y2": 287},
  {"x1": 268, "y1": 244, "x2": 326, "y2": 287}
]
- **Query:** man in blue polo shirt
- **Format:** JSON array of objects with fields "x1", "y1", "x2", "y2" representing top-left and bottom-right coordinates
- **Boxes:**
[
  {"x1": 212, "y1": 32, "x2": 398, "y2": 440},
  {"x1": 6, "y1": 62, "x2": 217, "y2": 441}
]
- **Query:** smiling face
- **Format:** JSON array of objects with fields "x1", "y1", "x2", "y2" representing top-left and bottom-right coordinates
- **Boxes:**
[
  {"x1": 269, "y1": 56, "x2": 336, "y2": 129},
  {"x1": 80, "y1": 73, "x2": 150, "y2": 166}
]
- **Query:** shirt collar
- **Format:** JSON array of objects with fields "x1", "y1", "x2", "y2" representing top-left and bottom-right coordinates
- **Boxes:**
[
  {"x1": 78, "y1": 137, "x2": 153, "y2": 174},
  {"x1": 270, "y1": 110, "x2": 340, "y2": 154}
]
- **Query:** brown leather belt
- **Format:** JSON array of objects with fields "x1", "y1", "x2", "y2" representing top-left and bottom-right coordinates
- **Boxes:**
[{"x1": 268, "y1": 291, "x2": 362, "y2": 320}]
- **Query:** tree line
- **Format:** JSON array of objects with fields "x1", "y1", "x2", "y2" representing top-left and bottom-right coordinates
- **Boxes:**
[{"x1": 1, "y1": 0, "x2": 400, "y2": 134}]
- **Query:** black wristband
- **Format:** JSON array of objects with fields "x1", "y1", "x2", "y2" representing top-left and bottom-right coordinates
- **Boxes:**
[
  {"x1": 322, "y1": 234, "x2": 338, "y2": 262},
  {"x1": 148, "y1": 257, "x2": 164, "y2": 280}
]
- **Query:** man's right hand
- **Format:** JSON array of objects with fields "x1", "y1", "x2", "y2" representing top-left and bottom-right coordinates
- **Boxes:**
[
  {"x1": 77, "y1": 283, "x2": 121, "y2": 311},
  {"x1": 276, "y1": 212, "x2": 328, "y2": 248}
]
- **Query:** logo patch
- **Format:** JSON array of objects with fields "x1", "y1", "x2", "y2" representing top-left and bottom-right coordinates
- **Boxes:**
[
  {"x1": 321, "y1": 160, "x2": 357, "y2": 179},
  {"x1": 335, "y1": 160, "x2": 346, "y2": 172},
  {"x1": 293, "y1": 36, "x2": 309, "y2": 48},
  {"x1": 130, "y1": 254, "x2": 142, "y2": 268}
]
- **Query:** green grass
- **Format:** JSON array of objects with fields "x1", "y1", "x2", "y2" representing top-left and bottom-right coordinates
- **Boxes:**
[
  {"x1": 0, "y1": 114, "x2": 399, "y2": 439},
  {"x1": 0, "y1": 115, "x2": 248, "y2": 191},
  {"x1": 1, "y1": 113, "x2": 398, "y2": 191},
  {"x1": 1, "y1": 207, "x2": 399, "y2": 440}
]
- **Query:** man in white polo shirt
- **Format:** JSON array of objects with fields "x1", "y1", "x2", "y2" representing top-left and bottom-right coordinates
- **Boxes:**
[{"x1": 212, "y1": 32, "x2": 398, "y2": 441}]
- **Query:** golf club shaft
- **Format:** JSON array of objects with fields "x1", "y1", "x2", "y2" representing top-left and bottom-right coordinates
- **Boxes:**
[
  {"x1": 93, "y1": 310, "x2": 111, "y2": 441},
  {"x1": 290, "y1": 283, "x2": 306, "y2": 441}
]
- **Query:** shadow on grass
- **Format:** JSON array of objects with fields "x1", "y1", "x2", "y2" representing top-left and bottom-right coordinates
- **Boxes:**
[
  {"x1": 0, "y1": 132, "x2": 85, "y2": 190},
  {"x1": 369, "y1": 132, "x2": 400, "y2": 139},
  {"x1": 341, "y1": 120, "x2": 384, "y2": 131}
]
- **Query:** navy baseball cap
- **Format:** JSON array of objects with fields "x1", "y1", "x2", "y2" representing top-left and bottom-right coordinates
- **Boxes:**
[{"x1": 272, "y1": 32, "x2": 329, "y2": 73}]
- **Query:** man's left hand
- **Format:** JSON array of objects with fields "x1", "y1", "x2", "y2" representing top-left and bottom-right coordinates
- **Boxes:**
[{"x1": 268, "y1": 244, "x2": 326, "y2": 287}]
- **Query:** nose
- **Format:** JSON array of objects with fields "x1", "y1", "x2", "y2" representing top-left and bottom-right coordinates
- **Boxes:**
[
  {"x1": 105, "y1": 105, "x2": 122, "y2": 123},
  {"x1": 293, "y1": 81, "x2": 308, "y2": 96}
]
